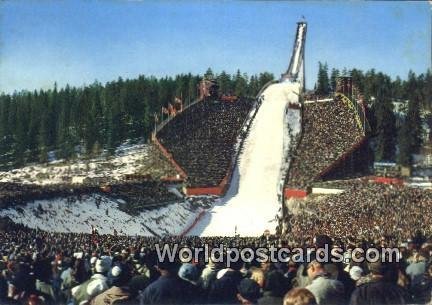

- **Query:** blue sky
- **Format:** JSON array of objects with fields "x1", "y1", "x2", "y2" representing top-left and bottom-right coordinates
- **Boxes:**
[{"x1": 0, "y1": 1, "x2": 430, "y2": 94}]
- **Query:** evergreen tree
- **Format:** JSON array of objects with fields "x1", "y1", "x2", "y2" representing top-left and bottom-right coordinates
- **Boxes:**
[
  {"x1": 187, "y1": 76, "x2": 198, "y2": 105},
  {"x1": 234, "y1": 70, "x2": 248, "y2": 97},
  {"x1": 14, "y1": 94, "x2": 29, "y2": 166},
  {"x1": 406, "y1": 92, "x2": 423, "y2": 154},
  {"x1": 423, "y1": 70, "x2": 432, "y2": 111},
  {"x1": 0, "y1": 69, "x2": 309, "y2": 169},
  {"x1": 391, "y1": 76, "x2": 404, "y2": 100},
  {"x1": 258, "y1": 72, "x2": 274, "y2": 89},
  {"x1": 330, "y1": 68, "x2": 340, "y2": 92},
  {"x1": 403, "y1": 70, "x2": 417, "y2": 100},
  {"x1": 350, "y1": 69, "x2": 364, "y2": 94},
  {"x1": 38, "y1": 94, "x2": 49, "y2": 163},
  {"x1": 316, "y1": 62, "x2": 330, "y2": 95},
  {"x1": 204, "y1": 67, "x2": 214, "y2": 79},
  {"x1": 374, "y1": 76, "x2": 397, "y2": 161},
  {"x1": 398, "y1": 118, "x2": 413, "y2": 166},
  {"x1": 217, "y1": 71, "x2": 231, "y2": 95},
  {"x1": 248, "y1": 75, "x2": 260, "y2": 97},
  {"x1": 397, "y1": 92, "x2": 422, "y2": 166},
  {"x1": 341, "y1": 67, "x2": 348, "y2": 77}
]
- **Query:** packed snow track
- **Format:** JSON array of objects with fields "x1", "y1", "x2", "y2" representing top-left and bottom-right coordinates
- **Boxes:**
[{"x1": 189, "y1": 81, "x2": 301, "y2": 236}]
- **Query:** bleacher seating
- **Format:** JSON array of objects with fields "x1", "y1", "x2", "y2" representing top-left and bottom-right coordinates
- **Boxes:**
[
  {"x1": 156, "y1": 99, "x2": 252, "y2": 188},
  {"x1": 286, "y1": 97, "x2": 365, "y2": 189}
]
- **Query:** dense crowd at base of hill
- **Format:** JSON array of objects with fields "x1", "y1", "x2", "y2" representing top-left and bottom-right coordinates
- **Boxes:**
[
  {"x1": 0, "y1": 225, "x2": 432, "y2": 305},
  {"x1": 279, "y1": 181, "x2": 432, "y2": 247},
  {"x1": 310, "y1": 178, "x2": 370, "y2": 189},
  {"x1": 157, "y1": 99, "x2": 253, "y2": 188},
  {"x1": 286, "y1": 98, "x2": 364, "y2": 189},
  {"x1": 0, "y1": 181, "x2": 179, "y2": 215}
]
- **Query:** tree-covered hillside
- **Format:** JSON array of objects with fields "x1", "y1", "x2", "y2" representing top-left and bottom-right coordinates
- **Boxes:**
[{"x1": 0, "y1": 70, "x2": 274, "y2": 170}]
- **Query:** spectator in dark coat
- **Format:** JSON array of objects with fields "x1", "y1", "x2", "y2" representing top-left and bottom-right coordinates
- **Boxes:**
[
  {"x1": 178, "y1": 263, "x2": 206, "y2": 303},
  {"x1": 12, "y1": 262, "x2": 36, "y2": 298},
  {"x1": 91, "y1": 265, "x2": 134, "y2": 305},
  {"x1": 409, "y1": 263, "x2": 432, "y2": 304},
  {"x1": 0, "y1": 272, "x2": 19, "y2": 305},
  {"x1": 258, "y1": 270, "x2": 287, "y2": 305},
  {"x1": 349, "y1": 261, "x2": 409, "y2": 305},
  {"x1": 406, "y1": 249, "x2": 428, "y2": 293},
  {"x1": 139, "y1": 261, "x2": 190, "y2": 305},
  {"x1": 237, "y1": 278, "x2": 261, "y2": 305},
  {"x1": 208, "y1": 259, "x2": 244, "y2": 304}
]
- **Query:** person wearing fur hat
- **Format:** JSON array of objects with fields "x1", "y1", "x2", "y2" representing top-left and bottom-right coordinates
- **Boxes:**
[{"x1": 71, "y1": 258, "x2": 110, "y2": 305}]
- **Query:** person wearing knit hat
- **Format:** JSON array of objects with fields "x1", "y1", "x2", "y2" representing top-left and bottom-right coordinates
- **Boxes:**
[
  {"x1": 128, "y1": 259, "x2": 151, "y2": 297},
  {"x1": 108, "y1": 265, "x2": 122, "y2": 285},
  {"x1": 178, "y1": 263, "x2": 199, "y2": 284},
  {"x1": 89, "y1": 256, "x2": 97, "y2": 274},
  {"x1": 90, "y1": 265, "x2": 133, "y2": 305},
  {"x1": 179, "y1": 263, "x2": 207, "y2": 302},
  {"x1": 90, "y1": 257, "x2": 97, "y2": 266},
  {"x1": 71, "y1": 258, "x2": 110, "y2": 305},
  {"x1": 199, "y1": 255, "x2": 222, "y2": 291},
  {"x1": 95, "y1": 258, "x2": 110, "y2": 274},
  {"x1": 349, "y1": 266, "x2": 363, "y2": 282}
]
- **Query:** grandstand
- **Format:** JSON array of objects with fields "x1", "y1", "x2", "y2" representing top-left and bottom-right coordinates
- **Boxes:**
[
  {"x1": 154, "y1": 98, "x2": 253, "y2": 195},
  {"x1": 284, "y1": 79, "x2": 369, "y2": 197}
]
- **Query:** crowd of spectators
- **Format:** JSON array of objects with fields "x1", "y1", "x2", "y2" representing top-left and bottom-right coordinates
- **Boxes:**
[
  {"x1": 109, "y1": 182, "x2": 180, "y2": 215},
  {"x1": 281, "y1": 180, "x2": 432, "y2": 247},
  {"x1": 286, "y1": 98, "x2": 364, "y2": 189},
  {"x1": 157, "y1": 99, "x2": 252, "y2": 188},
  {"x1": 0, "y1": 181, "x2": 178, "y2": 216},
  {"x1": 0, "y1": 183, "x2": 98, "y2": 210},
  {"x1": 310, "y1": 178, "x2": 369, "y2": 189},
  {"x1": 0, "y1": 224, "x2": 431, "y2": 305}
]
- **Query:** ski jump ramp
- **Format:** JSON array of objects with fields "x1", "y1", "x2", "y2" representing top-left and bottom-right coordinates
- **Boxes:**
[
  {"x1": 188, "y1": 82, "x2": 301, "y2": 236},
  {"x1": 188, "y1": 22, "x2": 306, "y2": 236}
]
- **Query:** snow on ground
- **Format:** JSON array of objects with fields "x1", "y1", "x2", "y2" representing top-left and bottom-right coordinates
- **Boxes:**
[
  {"x1": 189, "y1": 81, "x2": 301, "y2": 236},
  {"x1": 0, "y1": 143, "x2": 171, "y2": 185},
  {"x1": 0, "y1": 194, "x2": 202, "y2": 236},
  {"x1": 287, "y1": 107, "x2": 301, "y2": 135}
]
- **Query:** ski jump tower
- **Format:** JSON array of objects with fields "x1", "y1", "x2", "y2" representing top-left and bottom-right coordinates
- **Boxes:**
[
  {"x1": 281, "y1": 21, "x2": 307, "y2": 92},
  {"x1": 277, "y1": 21, "x2": 307, "y2": 214}
]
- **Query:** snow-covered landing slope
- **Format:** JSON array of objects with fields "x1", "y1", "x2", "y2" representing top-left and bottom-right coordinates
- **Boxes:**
[
  {"x1": 0, "y1": 143, "x2": 176, "y2": 185},
  {"x1": 0, "y1": 194, "x2": 203, "y2": 236},
  {"x1": 189, "y1": 82, "x2": 301, "y2": 236}
]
